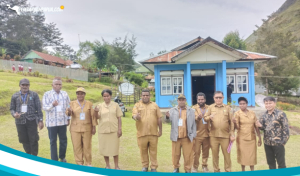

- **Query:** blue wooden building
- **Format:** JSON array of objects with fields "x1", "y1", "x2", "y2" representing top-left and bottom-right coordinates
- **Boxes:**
[{"x1": 140, "y1": 37, "x2": 276, "y2": 108}]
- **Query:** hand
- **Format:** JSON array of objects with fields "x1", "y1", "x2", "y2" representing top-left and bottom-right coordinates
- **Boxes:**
[
  {"x1": 255, "y1": 120, "x2": 262, "y2": 128},
  {"x1": 258, "y1": 138, "x2": 262, "y2": 147},
  {"x1": 135, "y1": 113, "x2": 141, "y2": 121},
  {"x1": 94, "y1": 105, "x2": 99, "y2": 112},
  {"x1": 230, "y1": 135, "x2": 235, "y2": 142},
  {"x1": 232, "y1": 116, "x2": 237, "y2": 124},
  {"x1": 67, "y1": 107, "x2": 72, "y2": 114},
  {"x1": 158, "y1": 130, "x2": 162, "y2": 137},
  {"x1": 52, "y1": 100, "x2": 59, "y2": 107},
  {"x1": 197, "y1": 113, "x2": 203, "y2": 120},
  {"x1": 14, "y1": 112, "x2": 21, "y2": 119},
  {"x1": 210, "y1": 113, "x2": 217, "y2": 120},
  {"x1": 166, "y1": 111, "x2": 170, "y2": 118},
  {"x1": 67, "y1": 119, "x2": 70, "y2": 126},
  {"x1": 118, "y1": 129, "x2": 122, "y2": 138},
  {"x1": 92, "y1": 126, "x2": 96, "y2": 135},
  {"x1": 38, "y1": 121, "x2": 44, "y2": 130}
]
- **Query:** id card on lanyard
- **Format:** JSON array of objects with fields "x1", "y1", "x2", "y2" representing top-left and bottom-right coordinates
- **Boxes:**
[
  {"x1": 200, "y1": 107, "x2": 207, "y2": 124},
  {"x1": 77, "y1": 100, "x2": 86, "y2": 120},
  {"x1": 178, "y1": 108, "x2": 183, "y2": 126},
  {"x1": 20, "y1": 91, "x2": 28, "y2": 113}
]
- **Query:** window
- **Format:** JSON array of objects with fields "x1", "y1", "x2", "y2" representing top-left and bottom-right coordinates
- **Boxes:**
[
  {"x1": 173, "y1": 77, "x2": 183, "y2": 94},
  {"x1": 161, "y1": 77, "x2": 172, "y2": 95},
  {"x1": 226, "y1": 75, "x2": 235, "y2": 92},
  {"x1": 237, "y1": 75, "x2": 248, "y2": 93}
]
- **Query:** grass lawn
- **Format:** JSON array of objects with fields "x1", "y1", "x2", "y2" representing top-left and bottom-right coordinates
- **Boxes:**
[{"x1": 0, "y1": 71, "x2": 300, "y2": 172}]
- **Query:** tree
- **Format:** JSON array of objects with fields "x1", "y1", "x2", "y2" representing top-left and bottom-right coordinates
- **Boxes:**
[
  {"x1": 254, "y1": 22, "x2": 300, "y2": 95},
  {"x1": 93, "y1": 41, "x2": 109, "y2": 80},
  {"x1": 222, "y1": 31, "x2": 246, "y2": 50}
]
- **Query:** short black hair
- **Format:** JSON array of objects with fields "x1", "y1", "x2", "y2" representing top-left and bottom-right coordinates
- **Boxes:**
[
  {"x1": 101, "y1": 89, "x2": 112, "y2": 96},
  {"x1": 196, "y1": 92, "x2": 206, "y2": 99},
  {"x1": 238, "y1": 97, "x2": 248, "y2": 104},
  {"x1": 142, "y1": 89, "x2": 150, "y2": 94},
  {"x1": 263, "y1": 96, "x2": 276, "y2": 103},
  {"x1": 213, "y1": 91, "x2": 223, "y2": 97}
]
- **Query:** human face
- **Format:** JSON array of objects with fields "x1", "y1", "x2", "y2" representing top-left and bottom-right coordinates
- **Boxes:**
[
  {"x1": 52, "y1": 80, "x2": 62, "y2": 93},
  {"x1": 19, "y1": 84, "x2": 30, "y2": 93},
  {"x1": 102, "y1": 92, "x2": 111, "y2": 104},
  {"x1": 214, "y1": 93, "x2": 224, "y2": 105},
  {"x1": 197, "y1": 96, "x2": 206, "y2": 107},
  {"x1": 177, "y1": 98, "x2": 186, "y2": 108},
  {"x1": 239, "y1": 100, "x2": 247, "y2": 111},
  {"x1": 264, "y1": 100, "x2": 276, "y2": 112},
  {"x1": 142, "y1": 92, "x2": 150, "y2": 104},
  {"x1": 76, "y1": 92, "x2": 85, "y2": 102}
]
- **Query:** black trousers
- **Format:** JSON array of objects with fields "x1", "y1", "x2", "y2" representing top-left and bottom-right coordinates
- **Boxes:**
[
  {"x1": 47, "y1": 125, "x2": 67, "y2": 161},
  {"x1": 264, "y1": 144, "x2": 286, "y2": 169},
  {"x1": 16, "y1": 119, "x2": 39, "y2": 156}
]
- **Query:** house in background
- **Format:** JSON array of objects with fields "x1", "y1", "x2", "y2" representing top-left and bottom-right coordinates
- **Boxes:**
[
  {"x1": 145, "y1": 75, "x2": 155, "y2": 88},
  {"x1": 135, "y1": 65, "x2": 151, "y2": 75},
  {"x1": 21, "y1": 50, "x2": 66, "y2": 67},
  {"x1": 140, "y1": 36, "x2": 276, "y2": 108}
]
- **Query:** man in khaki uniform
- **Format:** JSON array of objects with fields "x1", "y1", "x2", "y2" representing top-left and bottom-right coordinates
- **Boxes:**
[
  {"x1": 166, "y1": 94, "x2": 196, "y2": 173},
  {"x1": 192, "y1": 92, "x2": 210, "y2": 173},
  {"x1": 132, "y1": 89, "x2": 163, "y2": 172},
  {"x1": 204, "y1": 91, "x2": 235, "y2": 172}
]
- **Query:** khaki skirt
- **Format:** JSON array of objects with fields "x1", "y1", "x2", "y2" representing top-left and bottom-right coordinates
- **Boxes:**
[
  {"x1": 98, "y1": 132, "x2": 120, "y2": 157},
  {"x1": 237, "y1": 136, "x2": 257, "y2": 166}
]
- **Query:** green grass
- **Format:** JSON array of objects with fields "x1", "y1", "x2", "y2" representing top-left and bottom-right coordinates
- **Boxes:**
[{"x1": 1, "y1": 71, "x2": 300, "y2": 172}]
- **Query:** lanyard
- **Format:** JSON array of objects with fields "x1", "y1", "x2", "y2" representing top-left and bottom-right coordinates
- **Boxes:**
[
  {"x1": 19, "y1": 91, "x2": 28, "y2": 104},
  {"x1": 77, "y1": 100, "x2": 86, "y2": 112},
  {"x1": 199, "y1": 107, "x2": 206, "y2": 115}
]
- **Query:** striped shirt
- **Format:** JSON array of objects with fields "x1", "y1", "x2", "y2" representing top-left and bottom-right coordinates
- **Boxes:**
[{"x1": 42, "y1": 89, "x2": 70, "y2": 127}]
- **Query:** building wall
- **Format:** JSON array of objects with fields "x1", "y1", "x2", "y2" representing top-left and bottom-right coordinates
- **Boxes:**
[{"x1": 154, "y1": 61, "x2": 255, "y2": 108}]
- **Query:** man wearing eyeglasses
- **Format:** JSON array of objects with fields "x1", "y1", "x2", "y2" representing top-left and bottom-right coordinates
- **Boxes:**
[
  {"x1": 10, "y1": 78, "x2": 44, "y2": 156},
  {"x1": 204, "y1": 91, "x2": 235, "y2": 172}
]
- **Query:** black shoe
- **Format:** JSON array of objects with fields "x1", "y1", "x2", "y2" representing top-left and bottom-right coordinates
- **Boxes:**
[
  {"x1": 142, "y1": 167, "x2": 148, "y2": 172},
  {"x1": 151, "y1": 169, "x2": 157, "y2": 172},
  {"x1": 60, "y1": 158, "x2": 67, "y2": 163},
  {"x1": 173, "y1": 168, "x2": 179, "y2": 173}
]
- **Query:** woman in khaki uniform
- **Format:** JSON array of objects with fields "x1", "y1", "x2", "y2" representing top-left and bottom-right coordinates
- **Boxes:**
[
  {"x1": 233, "y1": 97, "x2": 262, "y2": 171},
  {"x1": 95, "y1": 89, "x2": 123, "y2": 169},
  {"x1": 66, "y1": 87, "x2": 97, "y2": 166}
]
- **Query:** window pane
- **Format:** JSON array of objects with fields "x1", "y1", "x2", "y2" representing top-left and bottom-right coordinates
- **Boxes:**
[
  {"x1": 178, "y1": 78, "x2": 182, "y2": 85},
  {"x1": 174, "y1": 86, "x2": 177, "y2": 94},
  {"x1": 174, "y1": 78, "x2": 177, "y2": 86},
  {"x1": 167, "y1": 78, "x2": 171, "y2": 86},
  {"x1": 162, "y1": 78, "x2": 166, "y2": 86},
  {"x1": 243, "y1": 84, "x2": 247, "y2": 91},
  {"x1": 226, "y1": 76, "x2": 229, "y2": 84},
  {"x1": 242, "y1": 76, "x2": 247, "y2": 83},
  {"x1": 167, "y1": 86, "x2": 171, "y2": 93},
  {"x1": 237, "y1": 76, "x2": 242, "y2": 83},
  {"x1": 238, "y1": 84, "x2": 242, "y2": 92},
  {"x1": 178, "y1": 86, "x2": 182, "y2": 93}
]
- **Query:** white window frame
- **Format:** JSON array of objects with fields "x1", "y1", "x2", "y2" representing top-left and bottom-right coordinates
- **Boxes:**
[
  {"x1": 172, "y1": 77, "x2": 184, "y2": 95},
  {"x1": 236, "y1": 75, "x2": 248, "y2": 93},
  {"x1": 226, "y1": 75, "x2": 236, "y2": 93},
  {"x1": 161, "y1": 77, "x2": 172, "y2": 95}
]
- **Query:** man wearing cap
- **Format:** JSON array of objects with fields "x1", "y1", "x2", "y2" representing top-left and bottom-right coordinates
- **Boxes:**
[
  {"x1": 204, "y1": 91, "x2": 235, "y2": 172},
  {"x1": 10, "y1": 78, "x2": 44, "y2": 156},
  {"x1": 42, "y1": 77, "x2": 70, "y2": 162},
  {"x1": 166, "y1": 94, "x2": 196, "y2": 173},
  {"x1": 191, "y1": 92, "x2": 210, "y2": 173},
  {"x1": 132, "y1": 89, "x2": 163, "y2": 172}
]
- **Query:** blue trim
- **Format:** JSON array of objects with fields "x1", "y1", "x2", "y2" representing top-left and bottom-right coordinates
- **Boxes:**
[
  {"x1": 186, "y1": 62, "x2": 192, "y2": 106},
  {"x1": 222, "y1": 60, "x2": 227, "y2": 104},
  {"x1": 0, "y1": 164, "x2": 37, "y2": 176}
]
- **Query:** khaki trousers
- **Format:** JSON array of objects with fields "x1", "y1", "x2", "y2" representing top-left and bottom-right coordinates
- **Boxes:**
[
  {"x1": 193, "y1": 137, "x2": 210, "y2": 169},
  {"x1": 137, "y1": 135, "x2": 158, "y2": 169},
  {"x1": 70, "y1": 131, "x2": 92, "y2": 165},
  {"x1": 172, "y1": 137, "x2": 193, "y2": 172},
  {"x1": 210, "y1": 137, "x2": 231, "y2": 172}
]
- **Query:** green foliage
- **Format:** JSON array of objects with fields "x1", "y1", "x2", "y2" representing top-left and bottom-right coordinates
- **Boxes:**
[
  {"x1": 124, "y1": 72, "x2": 144, "y2": 86},
  {"x1": 99, "y1": 77, "x2": 112, "y2": 84},
  {"x1": 222, "y1": 31, "x2": 246, "y2": 50},
  {"x1": 93, "y1": 41, "x2": 109, "y2": 71},
  {"x1": 141, "y1": 81, "x2": 148, "y2": 88},
  {"x1": 277, "y1": 102, "x2": 296, "y2": 111}
]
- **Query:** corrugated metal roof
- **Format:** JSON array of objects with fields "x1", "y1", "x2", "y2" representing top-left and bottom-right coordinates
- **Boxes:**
[
  {"x1": 32, "y1": 50, "x2": 65, "y2": 64},
  {"x1": 141, "y1": 50, "x2": 184, "y2": 63},
  {"x1": 237, "y1": 50, "x2": 277, "y2": 60}
]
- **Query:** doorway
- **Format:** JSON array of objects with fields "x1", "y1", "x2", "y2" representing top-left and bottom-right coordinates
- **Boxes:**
[{"x1": 192, "y1": 76, "x2": 215, "y2": 105}]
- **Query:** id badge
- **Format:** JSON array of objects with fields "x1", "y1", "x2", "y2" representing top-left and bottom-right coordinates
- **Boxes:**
[
  {"x1": 202, "y1": 118, "x2": 207, "y2": 124},
  {"x1": 21, "y1": 104, "x2": 27, "y2": 113},
  {"x1": 56, "y1": 105, "x2": 62, "y2": 112},
  {"x1": 80, "y1": 113, "x2": 85, "y2": 120},
  {"x1": 178, "y1": 119, "x2": 183, "y2": 126}
]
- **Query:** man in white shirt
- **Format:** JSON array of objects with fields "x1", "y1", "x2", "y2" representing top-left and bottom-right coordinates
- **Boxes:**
[{"x1": 42, "y1": 77, "x2": 70, "y2": 162}]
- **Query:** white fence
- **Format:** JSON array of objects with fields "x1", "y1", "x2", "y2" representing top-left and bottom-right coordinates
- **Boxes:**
[{"x1": 0, "y1": 60, "x2": 88, "y2": 81}]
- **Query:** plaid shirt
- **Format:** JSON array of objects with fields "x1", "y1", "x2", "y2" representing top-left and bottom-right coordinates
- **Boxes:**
[
  {"x1": 258, "y1": 109, "x2": 289, "y2": 146},
  {"x1": 42, "y1": 89, "x2": 70, "y2": 127},
  {"x1": 10, "y1": 90, "x2": 43, "y2": 124}
]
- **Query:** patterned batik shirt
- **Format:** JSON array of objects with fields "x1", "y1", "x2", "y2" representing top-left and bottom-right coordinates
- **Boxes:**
[
  {"x1": 258, "y1": 109, "x2": 289, "y2": 146},
  {"x1": 10, "y1": 90, "x2": 43, "y2": 124},
  {"x1": 42, "y1": 89, "x2": 70, "y2": 127}
]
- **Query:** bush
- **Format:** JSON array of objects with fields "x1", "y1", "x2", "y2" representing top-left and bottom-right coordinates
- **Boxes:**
[
  {"x1": 99, "y1": 77, "x2": 112, "y2": 83},
  {"x1": 124, "y1": 72, "x2": 144, "y2": 86},
  {"x1": 33, "y1": 71, "x2": 40, "y2": 77},
  {"x1": 277, "y1": 101, "x2": 296, "y2": 111},
  {"x1": 141, "y1": 81, "x2": 148, "y2": 88}
]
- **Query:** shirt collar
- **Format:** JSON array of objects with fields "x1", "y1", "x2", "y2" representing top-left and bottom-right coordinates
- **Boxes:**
[
  {"x1": 214, "y1": 103, "x2": 224, "y2": 108},
  {"x1": 177, "y1": 106, "x2": 187, "y2": 110}
]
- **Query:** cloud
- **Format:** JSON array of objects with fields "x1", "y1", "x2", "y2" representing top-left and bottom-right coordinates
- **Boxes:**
[{"x1": 27, "y1": 0, "x2": 286, "y2": 61}]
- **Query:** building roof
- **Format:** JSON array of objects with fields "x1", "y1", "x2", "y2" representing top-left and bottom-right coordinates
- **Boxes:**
[
  {"x1": 22, "y1": 50, "x2": 65, "y2": 65},
  {"x1": 135, "y1": 66, "x2": 151, "y2": 73},
  {"x1": 145, "y1": 75, "x2": 154, "y2": 80},
  {"x1": 65, "y1": 60, "x2": 73, "y2": 66}
]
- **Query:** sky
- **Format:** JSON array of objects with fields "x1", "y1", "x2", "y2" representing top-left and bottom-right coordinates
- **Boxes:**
[{"x1": 26, "y1": 0, "x2": 286, "y2": 61}]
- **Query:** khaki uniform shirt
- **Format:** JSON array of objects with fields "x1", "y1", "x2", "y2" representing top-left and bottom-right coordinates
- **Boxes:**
[
  {"x1": 97, "y1": 101, "x2": 123, "y2": 134},
  {"x1": 204, "y1": 104, "x2": 234, "y2": 138},
  {"x1": 132, "y1": 101, "x2": 163, "y2": 137},
  {"x1": 178, "y1": 108, "x2": 187, "y2": 139},
  {"x1": 192, "y1": 104, "x2": 210, "y2": 138},
  {"x1": 235, "y1": 109, "x2": 257, "y2": 141},
  {"x1": 67, "y1": 100, "x2": 97, "y2": 132}
]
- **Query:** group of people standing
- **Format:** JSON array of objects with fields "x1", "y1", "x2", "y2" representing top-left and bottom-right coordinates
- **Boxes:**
[
  {"x1": 11, "y1": 64, "x2": 32, "y2": 72},
  {"x1": 9, "y1": 77, "x2": 289, "y2": 173}
]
